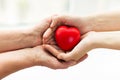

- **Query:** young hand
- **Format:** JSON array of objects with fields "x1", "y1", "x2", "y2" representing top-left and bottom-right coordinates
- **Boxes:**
[{"x1": 43, "y1": 31, "x2": 95, "y2": 62}]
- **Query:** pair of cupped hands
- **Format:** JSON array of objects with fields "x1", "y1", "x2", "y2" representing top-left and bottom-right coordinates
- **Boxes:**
[{"x1": 32, "y1": 15, "x2": 95, "y2": 69}]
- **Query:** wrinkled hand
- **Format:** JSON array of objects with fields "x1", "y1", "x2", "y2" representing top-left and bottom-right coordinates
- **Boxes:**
[
  {"x1": 29, "y1": 46, "x2": 76, "y2": 69},
  {"x1": 26, "y1": 17, "x2": 76, "y2": 69},
  {"x1": 29, "y1": 17, "x2": 52, "y2": 46}
]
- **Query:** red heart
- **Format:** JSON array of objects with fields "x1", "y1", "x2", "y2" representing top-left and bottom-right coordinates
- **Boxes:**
[{"x1": 55, "y1": 25, "x2": 81, "y2": 51}]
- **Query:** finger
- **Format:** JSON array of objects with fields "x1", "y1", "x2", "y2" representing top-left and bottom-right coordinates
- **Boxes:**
[
  {"x1": 68, "y1": 49, "x2": 87, "y2": 61},
  {"x1": 43, "y1": 28, "x2": 53, "y2": 44},
  {"x1": 43, "y1": 45, "x2": 63, "y2": 58},
  {"x1": 43, "y1": 26, "x2": 57, "y2": 44},
  {"x1": 58, "y1": 40, "x2": 88, "y2": 61},
  {"x1": 46, "y1": 37, "x2": 56, "y2": 45},
  {"x1": 51, "y1": 15, "x2": 80, "y2": 28},
  {"x1": 66, "y1": 54, "x2": 88, "y2": 67},
  {"x1": 57, "y1": 53, "x2": 72, "y2": 61},
  {"x1": 61, "y1": 60, "x2": 77, "y2": 68},
  {"x1": 77, "y1": 54, "x2": 88, "y2": 63},
  {"x1": 68, "y1": 37, "x2": 91, "y2": 61},
  {"x1": 51, "y1": 15, "x2": 69, "y2": 28},
  {"x1": 50, "y1": 16, "x2": 62, "y2": 28},
  {"x1": 50, "y1": 45, "x2": 61, "y2": 50},
  {"x1": 47, "y1": 50, "x2": 73, "y2": 69},
  {"x1": 36, "y1": 16, "x2": 52, "y2": 31},
  {"x1": 43, "y1": 15, "x2": 69, "y2": 44},
  {"x1": 53, "y1": 60, "x2": 76, "y2": 69}
]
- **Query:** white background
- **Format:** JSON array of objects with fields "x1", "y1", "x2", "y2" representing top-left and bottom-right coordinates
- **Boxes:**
[{"x1": 1, "y1": 0, "x2": 120, "y2": 80}]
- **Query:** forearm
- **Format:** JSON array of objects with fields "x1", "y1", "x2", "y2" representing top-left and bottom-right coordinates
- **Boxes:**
[
  {"x1": 93, "y1": 31, "x2": 120, "y2": 50},
  {"x1": 0, "y1": 27, "x2": 40, "y2": 52},
  {"x1": 84, "y1": 12, "x2": 120, "y2": 32},
  {"x1": 0, "y1": 48, "x2": 34, "y2": 79}
]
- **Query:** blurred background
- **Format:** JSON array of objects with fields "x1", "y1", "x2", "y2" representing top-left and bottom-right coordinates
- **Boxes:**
[
  {"x1": 1, "y1": 0, "x2": 120, "y2": 25},
  {"x1": 1, "y1": 0, "x2": 120, "y2": 80}
]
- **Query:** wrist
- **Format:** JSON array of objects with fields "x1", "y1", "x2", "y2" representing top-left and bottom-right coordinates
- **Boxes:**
[
  {"x1": 80, "y1": 16, "x2": 93, "y2": 34},
  {"x1": 85, "y1": 32, "x2": 101, "y2": 49},
  {"x1": 84, "y1": 15, "x2": 104, "y2": 32},
  {"x1": 89, "y1": 32, "x2": 109, "y2": 49},
  {"x1": 21, "y1": 48, "x2": 36, "y2": 66},
  {"x1": 24, "y1": 28, "x2": 42, "y2": 47},
  {"x1": 28, "y1": 46, "x2": 43, "y2": 66},
  {"x1": 0, "y1": 48, "x2": 35, "y2": 78}
]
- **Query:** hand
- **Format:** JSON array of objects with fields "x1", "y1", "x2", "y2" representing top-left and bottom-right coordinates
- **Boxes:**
[
  {"x1": 22, "y1": 16, "x2": 77, "y2": 69},
  {"x1": 28, "y1": 17, "x2": 52, "y2": 46},
  {"x1": 43, "y1": 15, "x2": 92, "y2": 43},
  {"x1": 43, "y1": 31, "x2": 96, "y2": 62},
  {"x1": 0, "y1": 45, "x2": 76, "y2": 78},
  {"x1": 29, "y1": 46, "x2": 76, "y2": 69},
  {"x1": 42, "y1": 15, "x2": 91, "y2": 62},
  {"x1": 44, "y1": 30, "x2": 120, "y2": 61}
]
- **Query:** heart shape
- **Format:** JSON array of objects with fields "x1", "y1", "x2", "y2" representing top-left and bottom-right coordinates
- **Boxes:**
[{"x1": 55, "y1": 25, "x2": 81, "y2": 51}]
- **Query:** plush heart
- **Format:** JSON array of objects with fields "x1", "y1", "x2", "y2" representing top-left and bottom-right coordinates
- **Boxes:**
[{"x1": 55, "y1": 25, "x2": 81, "y2": 51}]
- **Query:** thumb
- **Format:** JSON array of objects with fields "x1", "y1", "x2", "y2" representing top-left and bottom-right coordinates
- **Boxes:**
[{"x1": 57, "y1": 53, "x2": 73, "y2": 61}]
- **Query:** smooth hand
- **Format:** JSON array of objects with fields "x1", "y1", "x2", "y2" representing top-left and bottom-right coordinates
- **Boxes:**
[{"x1": 43, "y1": 32, "x2": 96, "y2": 62}]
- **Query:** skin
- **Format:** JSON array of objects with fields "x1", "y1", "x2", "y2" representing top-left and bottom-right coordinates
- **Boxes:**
[
  {"x1": 43, "y1": 13, "x2": 120, "y2": 62},
  {"x1": 0, "y1": 46, "x2": 76, "y2": 79},
  {"x1": 44, "y1": 31, "x2": 120, "y2": 61},
  {"x1": 0, "y1": 17, "x2": 77, "y2": 79},
  {"x1": 0, "y1": 17, "x2": 52, "y2": 52},
  {"x1": 2, "y1": 12, "x2": 120, "y2": 78}
]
